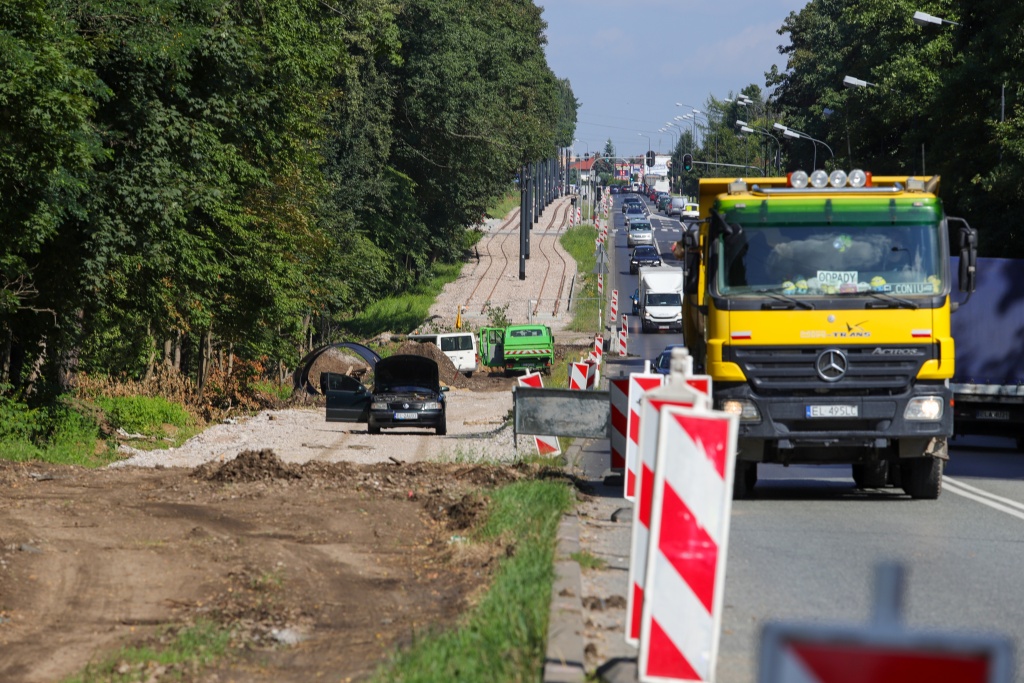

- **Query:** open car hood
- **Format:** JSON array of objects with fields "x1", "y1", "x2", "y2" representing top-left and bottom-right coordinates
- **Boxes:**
[{"x1": 373, "y1": 355, "x2": 440, "y2": 393}]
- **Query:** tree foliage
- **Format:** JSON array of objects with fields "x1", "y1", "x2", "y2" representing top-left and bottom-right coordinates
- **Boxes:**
[{"x1": 0, "y1": 0, "x2": 576, "y2": 400}]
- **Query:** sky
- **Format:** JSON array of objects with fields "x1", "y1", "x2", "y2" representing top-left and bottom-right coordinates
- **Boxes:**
[{"x1": 537, "y1": 0, "x2": 810, "y2": 160}]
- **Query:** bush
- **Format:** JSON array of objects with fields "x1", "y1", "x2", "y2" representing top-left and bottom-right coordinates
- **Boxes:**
[{"x1": 94, "y1": 396, "x2": 193, "y2": 437}]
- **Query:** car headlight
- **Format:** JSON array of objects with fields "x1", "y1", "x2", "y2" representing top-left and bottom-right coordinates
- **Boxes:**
[
  {"x1": 654, "y1": 260, "x2": 662, "y2": 266},
  {"x1": 421, "y1": 401, "x2": 443, "y2": 411},
  {"x1": 371, "y1": 401, "x2": 389, "y2": 410},
  {"x1": 721, "y1": 399, "x2": 761, "y2": 422},
  {"x1": 904, "y1": 396, "x2": 943, "y2": 421}
]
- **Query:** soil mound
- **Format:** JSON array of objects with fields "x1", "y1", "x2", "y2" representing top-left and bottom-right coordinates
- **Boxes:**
[
  {"x1": 307, "y1": 347, "x2": 370, "y2": 394},
  {"x1": 195, "y1": 449, "x2": 302, "y2": 483},
  {"x1": 393, "y1": 340, "x2": 470, "y2": 388}
]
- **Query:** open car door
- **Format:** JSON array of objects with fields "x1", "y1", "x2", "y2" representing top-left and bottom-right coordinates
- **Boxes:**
[{"x1": 322, "y1": 373, "x2": 370, "y2": 423}]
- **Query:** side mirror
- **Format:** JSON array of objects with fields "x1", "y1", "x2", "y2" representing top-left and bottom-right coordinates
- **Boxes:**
[{"x1": 949, "y1": 217, "x2": 977, "y2": 294}]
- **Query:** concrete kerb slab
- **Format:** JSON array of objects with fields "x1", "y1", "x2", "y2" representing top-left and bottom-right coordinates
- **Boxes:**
[{"x1": 544, "y1": 442, "x2": 587, "y2": 683}]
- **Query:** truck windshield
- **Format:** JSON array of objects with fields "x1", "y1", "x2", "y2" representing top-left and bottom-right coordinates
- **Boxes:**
[
  {"x1": 717, "y1": 223, "x2": 944, "y2": 297},
  {"x1": 646, "y1": 293, "x2": 681, "y2": 306}
]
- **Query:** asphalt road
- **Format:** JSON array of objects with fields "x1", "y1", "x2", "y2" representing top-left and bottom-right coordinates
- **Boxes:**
[{"x1": 594, "y1": 193, "x2": 1024, "y2": 682}]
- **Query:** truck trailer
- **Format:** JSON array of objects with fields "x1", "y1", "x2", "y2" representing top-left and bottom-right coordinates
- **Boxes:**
[
  {"x1": 950, "y1": 257, "x2": 1024, "y2": 449},
  {"x1": 683, "y1": 171, "x2": 977, "y2": 499}
]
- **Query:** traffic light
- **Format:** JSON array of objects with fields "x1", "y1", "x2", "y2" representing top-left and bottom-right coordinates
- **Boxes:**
[
  {"x1": 646, "y1": 150, "x2": 655, "y2": 167},
  {"x1": 682, "y1": 154, "x2": 693, "y2": 172}
]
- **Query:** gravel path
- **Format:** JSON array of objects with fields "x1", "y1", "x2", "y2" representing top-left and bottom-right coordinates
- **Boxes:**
[{"x1": 115, "y1": 200, "x2": 586, "y2": 470}]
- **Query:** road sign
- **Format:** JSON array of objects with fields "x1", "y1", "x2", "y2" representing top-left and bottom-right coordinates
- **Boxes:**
[{"x1": 758, "y1": 563, "x2": 1014, "y2": 683}]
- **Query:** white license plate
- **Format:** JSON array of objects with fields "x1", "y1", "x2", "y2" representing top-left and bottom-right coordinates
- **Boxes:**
[
  {"x1": 394, "y1": 412, "x2": 418, "y2": 420},
  {"x1": 977, "y1": 410, "x2": 1010, "y2": 420},
  {"x1": 806, "y1": 404, "x2": 858, "y2": 418}
]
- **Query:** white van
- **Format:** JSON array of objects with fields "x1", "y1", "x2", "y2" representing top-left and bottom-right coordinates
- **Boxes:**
[{"x1": 408, "y1": 332, "x2": 479, "y2": 377}]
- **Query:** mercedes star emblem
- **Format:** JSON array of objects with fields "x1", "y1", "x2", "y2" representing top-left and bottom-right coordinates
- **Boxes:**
[{"x1": 816, "y1": 349, "x2": 848, "y2": 382}]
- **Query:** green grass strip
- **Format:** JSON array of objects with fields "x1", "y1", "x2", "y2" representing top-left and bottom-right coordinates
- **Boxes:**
[
  {"x1": 64, "y1": 619, "x2": 232, "y2": 683},
  {"x1": 372, "y1": 479, "x2": 574, "y2": 683}
]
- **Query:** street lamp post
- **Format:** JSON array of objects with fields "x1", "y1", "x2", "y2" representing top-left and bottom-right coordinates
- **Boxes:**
[
  {"x1": 737, "y1": 121, "x2": 781, "y2": 175},
  {"x1": 913, "y1": 10, "x2": 960, "y2": 27},
  {"x1": 773, "y1": 123, "x2": 834, "y2": 169}
]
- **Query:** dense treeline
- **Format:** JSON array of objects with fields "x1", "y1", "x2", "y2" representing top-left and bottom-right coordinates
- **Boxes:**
[
  {"x1": 767, "y1": 0, "x2": 1023, "y2": 256},
  {"x1": 665, "y1": 1, "x2": 1021, "y2": 257},
  {"x1": 0, "y1": 0, "x2": 577, "y2": 399}
]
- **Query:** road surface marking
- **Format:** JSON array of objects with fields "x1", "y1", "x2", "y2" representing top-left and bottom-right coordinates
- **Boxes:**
[{"x1": 945, "y1": 476, "x2": 1024, "y2": 522}]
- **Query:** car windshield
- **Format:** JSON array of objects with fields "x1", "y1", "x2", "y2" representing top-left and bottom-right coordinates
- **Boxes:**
[
  {"x1": 646, "y1": 293, "x2": 681, "y2": 306},
  {"x1": 633, "y1": 247, "x2": 657, "y2": 256},
  {"x1": 626, "y1": 206, "x2": 643, "y2": 214},
  {"x1": 717, "y1": 223, "x2": 945, "y2": 296},
  {"x1": 631, "y1": 223, "x2": 651, "y2": 231}
]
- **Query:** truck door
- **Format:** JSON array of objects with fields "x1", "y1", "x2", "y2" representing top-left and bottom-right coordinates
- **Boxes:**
[
  {"x1": 321, "y1": 373, "x2": 370, "y2": 423},
  {"x1": 479, "y1": 328, "x2": 504, "y2": 366}
]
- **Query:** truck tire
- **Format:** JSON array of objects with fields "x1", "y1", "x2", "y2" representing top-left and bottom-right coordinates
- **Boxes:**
[
  {"x1": 901, "y1": 457, "x2": 943, "y2": 499},
  {"x1": 367, "y1": 418, "x2": 381, "y2": 435},
  {"x1": 852, "y1": 460, "x2": 888, "y2": 488},
  {"x1": 733, "y1": 461, "x2": 757, "y2": 499}
]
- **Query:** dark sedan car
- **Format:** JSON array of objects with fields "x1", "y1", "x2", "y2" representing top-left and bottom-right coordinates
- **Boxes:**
[
  {"x1": 651, "y1": 344, "x2": 689, "y2": 375},
  {"x1": 621, "y1": 196, "x2": 644, "y2": 213},
  {"x1": 323, "y1": 354, "x2": 448, "y2": 434},
  {"x1": 629, "y1": 245, "x2": 662, "y2": 274}
]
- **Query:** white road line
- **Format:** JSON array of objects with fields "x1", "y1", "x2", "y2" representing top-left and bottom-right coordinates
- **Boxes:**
[{"x1": 945, "y1": 476, "x2": 1024, "y2": 521}]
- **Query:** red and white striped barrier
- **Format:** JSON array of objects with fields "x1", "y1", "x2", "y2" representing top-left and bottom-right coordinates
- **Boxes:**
[
  {"x1": 516, "y1": 373, "x2": 561, "y2": 456},
  {"x1": 597, "y1": 274, "x2": 604, "y2": 295},
  {"x1": 618, "y1": 316, "x2": 628, "y2": 357},
  {"x1": 626, "y1": 369, "x2": 712, "y2": 646},
  {"x1": 609, "y1": 376, "x2": 629, "y2": 471},
  {"x1": 568, "y1": 361, "x2": 591, "y2": 391},
  {"x1": 593, "y1": 335, "x2": 603, "y2": 363},
  {"x1": 639, "y1": 405, "x2": 737, "y2": 682},
  {"x1": 576, "y1": 207, "x2": 582, "y2": 223},
  {"x1": 585, "y1": 359, "x2": 598, "y2": 389},
  {"x1": 623, "y1": 373, "x2": 664, "y2": 502},
  {"x1": 611, "y1": 290, "x2": 618, "y2": 321}
]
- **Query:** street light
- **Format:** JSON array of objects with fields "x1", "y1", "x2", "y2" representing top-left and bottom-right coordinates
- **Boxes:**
[
  {"x1": 774, "y1": 123, "x2": 834, "y2": 168},
  {"x1": 913, "y1": 10, "x2": 960, "y2": 27},
  {"x1": 737, "y1": 122, "x2": 782, "y2": 175},
  {"x1": 843, "y1": 75, "x2": 876, "y2": 89}
]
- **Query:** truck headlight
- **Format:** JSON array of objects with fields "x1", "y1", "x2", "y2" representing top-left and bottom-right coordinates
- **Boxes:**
[
  {"x1": 721, "y1": 399, "x2": 761, "y2": 422},
  {"x1": 904, "y1": 396, "x2": 943, "y2": 421},
  {"x1": 371, "y1": 401, "x2": 389, "y2": 410},
  {"x1": 421, "y1": 402, "x2": 443, "y2": 410}
]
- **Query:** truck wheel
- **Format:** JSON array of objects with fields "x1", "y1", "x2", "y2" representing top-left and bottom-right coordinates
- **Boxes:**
[
  {"x1": 852, "y1": 460, "x2": 888, "y2": 488},
  {"x1": 901, "y1": 457, "x2": 943, "y2": 499},
  {"x1": 367, "y1": 418, "x2": 381, "y2": 435},
  {"x1": 436, "y1": 416, "x2": 447, "y2": 436},
  {"x1": 733, "y1": 461, "x2": 757, "y2": 499}
]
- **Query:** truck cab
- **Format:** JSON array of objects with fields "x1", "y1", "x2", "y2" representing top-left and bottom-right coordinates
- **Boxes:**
[
  {"x1": 687, "y1": 171, "x2": 977, "y2": 499},
  {"x1": 478, "y1": 324, "x2": 555, "y2": 376}
]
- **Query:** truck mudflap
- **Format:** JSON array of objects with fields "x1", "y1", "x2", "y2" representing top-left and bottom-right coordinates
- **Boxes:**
[{"x1": 719, "y1": 381, "x2": 953, "y2": 459}]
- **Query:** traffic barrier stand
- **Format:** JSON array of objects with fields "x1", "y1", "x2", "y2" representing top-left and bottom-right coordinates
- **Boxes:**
[
  {"x1": 593, "y1": 335, "x2": 604, "y2": 363},
  {"x1": 618, "y1": 318, "x2": 628, "y2": 357},
  {"x1": 568, "y1": 362, "x2": 590, "y2": 391},
  {"x1": 609, "y1": 376, "x2": 629, "y2": 471},
  {"x1": 598, "y1": 274, "x2": 604, "y2": 295},
  {"x1": 626, "y1": 349, "x2": 712, "y2": 646},
  {"x1": 622, "y1": 372, "x2": 664, "y2": 502},
  {"x1": 638, "y1": 401, "x2": 737, "y2": 683},
  {"x1": 516, "y1": 373, "x2": 561, "y2": 456},
  {"x1": 584, "y1": 358, "x2": 598, "y2": 389}
]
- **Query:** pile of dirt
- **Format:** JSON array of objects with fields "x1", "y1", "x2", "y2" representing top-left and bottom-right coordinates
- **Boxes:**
[
  {"x1": 306, "y1": 347, "x2": 370, "y2": 393},
  {"x1": 195, "y1": 449, "x2": 302, "y2": 483},
  {"x1": 393, "y1": 340, "x2": 471, "y2": 388}
]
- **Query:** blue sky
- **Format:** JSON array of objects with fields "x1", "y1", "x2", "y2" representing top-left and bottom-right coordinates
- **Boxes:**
[{"x1": 537, "y1": 0, "x2": 809, "y2": 159}]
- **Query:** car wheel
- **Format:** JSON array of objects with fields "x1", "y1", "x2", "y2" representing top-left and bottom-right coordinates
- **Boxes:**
[
  {"x1": 367, "y1": 418, "x2": 381, "y2": 435},
  {"x1": 436, "y1": 415, "x2": 447, "y2": 436},
  {"x1": 464, "y1": 371, "x2": 473, "y2": 378},
  {"x1": 733, "y1": 461, "x2": 757, "y2": 499},
  {"x1": 901, "y1": 457, "x2": 943, "y2": 499},
  {"x1": 852, "y1": 460, "x2": 889, "y2": 488}
]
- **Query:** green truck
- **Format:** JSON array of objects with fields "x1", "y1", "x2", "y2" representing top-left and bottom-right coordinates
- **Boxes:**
[{"x1": 479, "y1": 325, "x2": 555, "y2": 375}]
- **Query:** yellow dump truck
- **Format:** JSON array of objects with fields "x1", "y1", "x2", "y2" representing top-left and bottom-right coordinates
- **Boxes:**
[{"x1": 681, "y1": 171, "x2": 977, "y2": 499}]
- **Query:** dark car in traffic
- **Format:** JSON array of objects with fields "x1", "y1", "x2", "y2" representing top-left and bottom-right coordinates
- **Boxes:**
[
  {"x1": 621, "y1": 195, "x2": 644, "y2": 213},
  {"x1": 629, "y1": 245, "x2": 662, "y2": 274},
  {"x1": 651, "y1": 344, "x2": 689, "y2": 375},
  {"x1": 323, "y1": 354, "x2": 449, "y2": 434}
]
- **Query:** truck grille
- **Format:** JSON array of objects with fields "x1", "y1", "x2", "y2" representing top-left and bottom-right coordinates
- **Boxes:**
[{"x1": 725, "y1": 345, "x2": 934, "y2": 395}]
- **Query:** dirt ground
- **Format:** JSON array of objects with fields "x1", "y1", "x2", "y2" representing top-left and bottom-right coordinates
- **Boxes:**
[{"x1": 0, "y1": 453, "x2": 540, "y2": 683}]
